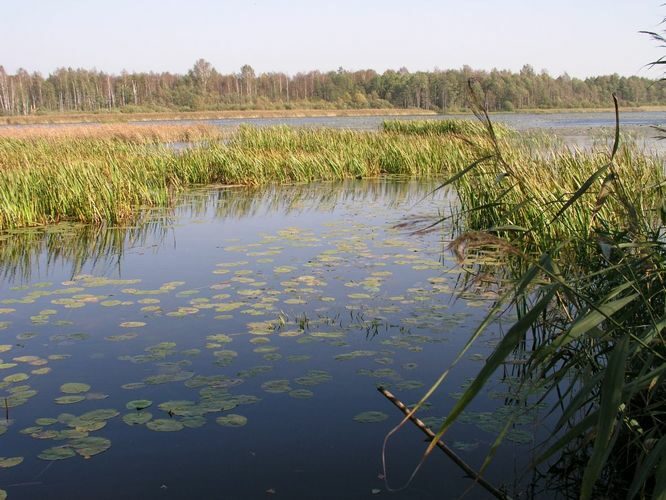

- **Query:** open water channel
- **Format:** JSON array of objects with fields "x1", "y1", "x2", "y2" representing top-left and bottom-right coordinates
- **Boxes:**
[{"x1": 0, "y1": 180, "x2": 537, "y2": 499}]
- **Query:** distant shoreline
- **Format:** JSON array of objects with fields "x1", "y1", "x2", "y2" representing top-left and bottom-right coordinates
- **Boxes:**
[
  {"x1": 2, "y1": 105, "x2": 665, "y2": 126},
  {"x1": 0, "y1": 108, "x2": 435, "y2": 126}
]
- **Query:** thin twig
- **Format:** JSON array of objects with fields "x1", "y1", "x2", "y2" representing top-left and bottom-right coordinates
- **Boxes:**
[{"x1": 378, "y1": 386, "x2": 511, "y2": 500}]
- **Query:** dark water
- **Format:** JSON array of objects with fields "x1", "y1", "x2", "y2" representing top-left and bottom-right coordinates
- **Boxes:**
[{"x1": 0, "y1": 181, "x2": 538, "y2": 499}]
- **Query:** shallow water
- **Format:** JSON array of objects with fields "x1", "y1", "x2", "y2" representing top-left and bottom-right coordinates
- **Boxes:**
[{"x1": 0, "y1": 180, "x2": 539, "y2": 499}]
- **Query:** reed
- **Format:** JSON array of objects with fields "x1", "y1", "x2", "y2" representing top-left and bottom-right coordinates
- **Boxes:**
[
  {"x1": 0, "y1": 123, "x2": 225, "y2": 142},
  {"x1": 0, "y1": 123, "x2": 485, "y2": 229},
  {"x1": 406, "y1": 94, "x2": 666, "y2": 499},
  {"x1": 382, "y1": 118, "x2": 494, "y2": 136}
]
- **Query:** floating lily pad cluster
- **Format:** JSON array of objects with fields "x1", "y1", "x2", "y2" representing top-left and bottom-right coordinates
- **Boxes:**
[
  {"x1": 0, "y1": 191, "x2": 531, "y2": 481},
  {"x1": 17, "y1": 409, "x2": 119, "y2": 460}
]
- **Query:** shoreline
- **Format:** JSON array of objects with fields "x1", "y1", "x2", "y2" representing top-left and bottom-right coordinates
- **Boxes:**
[
  {"x1": 2, "y1": 105, "x2": 666, "y2": 126},
  {"x1": 0, "y1": 108, "x2": 435, "y2": 126}
]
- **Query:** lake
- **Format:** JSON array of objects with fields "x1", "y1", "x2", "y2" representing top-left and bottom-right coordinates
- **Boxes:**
[
  {"x1": 0, "y1": 180, "x2": 538, "y2": 499},
  {"x1": 7, "y1": 109, "x2": 665, "y2": 153}
]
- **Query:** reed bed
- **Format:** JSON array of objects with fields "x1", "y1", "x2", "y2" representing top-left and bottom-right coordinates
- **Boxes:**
[
  {"x1": 453, "y1": 138, "x2": 665, "y2": 258},
  {"x1": 0, "y1": 123, "x2": 486, "y2": 229},
  {"x1": 382, "y1": 118, "x2": 494, "y2": 137},
  {"x1": 407, "y1": 103, "x2": 666, "y2": 499},
  {"x1": 0, "y1": 118, "x2": 662, "y2": 248},
  {"x1": 0, "y1": 123, "x2": 225, "y2": 142},
  {"x1": 0, "y1": 107, "x2": 435, "y2": 126}
]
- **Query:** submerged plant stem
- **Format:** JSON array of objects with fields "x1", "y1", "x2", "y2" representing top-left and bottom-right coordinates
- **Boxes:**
[{"x1": 377, "y1": 386, "x2": 510, "y2": 500}]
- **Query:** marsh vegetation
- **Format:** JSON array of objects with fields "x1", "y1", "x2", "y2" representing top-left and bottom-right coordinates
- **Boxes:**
[{"x1": 0, "y1": 109, "x2": 663, "y2": 499}]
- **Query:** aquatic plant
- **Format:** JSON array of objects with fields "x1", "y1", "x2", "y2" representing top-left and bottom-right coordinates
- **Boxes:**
[
  {"x1": 0, "y1": 124, "x2": 482, "y2": 229},
  {"x1": 400, "y1": 89, "x2": 665, "y2": 499}
]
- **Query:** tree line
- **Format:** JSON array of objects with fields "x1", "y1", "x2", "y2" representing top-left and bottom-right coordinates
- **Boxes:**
[{"x1": 1, "y1": 59, "x2": 664, "y2": 115}]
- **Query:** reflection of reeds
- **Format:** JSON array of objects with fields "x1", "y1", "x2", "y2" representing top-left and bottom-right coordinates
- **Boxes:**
[
  {"x1": 0, "y1": 179, "x2": 447, "y2": 284},
  {"x1": 0, "y1": 220, "x2": 171, "y2": 283}
]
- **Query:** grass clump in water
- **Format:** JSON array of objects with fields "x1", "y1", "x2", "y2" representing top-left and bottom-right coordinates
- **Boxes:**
[{"x1": 0, "y1": 123, "x2": 484, "y2": 229}]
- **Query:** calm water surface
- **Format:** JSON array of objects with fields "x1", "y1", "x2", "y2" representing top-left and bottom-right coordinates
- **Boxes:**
[{"x1": 0, "y1": 181, "x2": 540, "y2": 499}]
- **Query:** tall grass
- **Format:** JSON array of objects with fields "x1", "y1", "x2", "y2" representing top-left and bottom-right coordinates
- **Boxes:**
[
  {"x1": 383, "y1": 118, "x2": 496, "y2": 137},
  {"x1": 0, "y1": 123, "x2": 225, "y2": 142},
  {"x1": 0, "y1": 124, "x2": 485, "y2": 229},
  {"x1": 403, "y1": 91, "x2": 665, "y2": 499}
]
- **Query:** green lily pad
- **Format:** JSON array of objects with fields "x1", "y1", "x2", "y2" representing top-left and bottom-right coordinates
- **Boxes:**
[
  {"x1": 121, "y1": 382, "x2": 146, "y2": 390},
  {"x1": 105, "y1": 333, "x2": 138, "y2": 342},
  {"x1": 122, "y1": 412, "x2": 153, "y2": 426},
  {"x1": 85, "y1": 392, "x2": 109, "y2": 401},
  {"x1": 119, "y1": 322, "x2": 146, "y2": 328},
  {"x1": 353, "y1": 411, "x2": 389, "y2": 423},
  {"x1": 126, "y1": 400, "x2": 152, "y2": 410},
  {"x1": 35, "y1": 418, "x2": 58, "y2": 426},
  {"x1": 181, "y1": 416, "x2": 207, "y2": 428},
  {"x1": 288, "y1": 389, "x2": 314, "y2": 399},
  {"x1": 146, "y1": 419, "x2": 184, "y2": 432},
  {"x1": 79, "y1": 409, "x2": 119, "y2": 421},
  {"x1": 38, "y1": 446, "x2": 76, "y2": 461},
  {"x1": 261, "y1": 379, "x2": 291, "y2": 393},
  {"x1": 70, "y1": 436, "x2": 111, "y2": 458},
  {"x1": 3, "y1": 373, "x2": 29, "y2": 383},
  {"x1": 207, "y1": 334, "x2": 232, "y2": 344},
  {"x1": 60, "y1": 383, "x2": 91, "y2": 394},
  {"x1": 294, "y1": 370, "x2": 332, "y2": 386},
  {"x1": 69, "y1": 420, "x2": 106, "y2": 432},
  {"x1": 335, "y1": 350, "x2": 377, "y2": 361},
  {"x1": 100, "y1": 300, "x2": 122, "y2": 307},
  {"x1": 54, "y1": 395, "x2": 86, "y2": 405},
  {"x1": 0, "y1": 456, "x2": 23, "y2": 468},
  {"x1": 216, "y1": 414, "x2": 247, "y2": 427}
]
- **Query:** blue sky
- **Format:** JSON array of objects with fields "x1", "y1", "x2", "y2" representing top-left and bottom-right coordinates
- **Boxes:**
[{"x1": 1, "y1": 0, "x2": 664, "y2": 78}]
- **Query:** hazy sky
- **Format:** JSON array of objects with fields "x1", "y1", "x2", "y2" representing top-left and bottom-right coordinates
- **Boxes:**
[{"x1": 1, "y1": 0, "x2": 664, "y2": 78}]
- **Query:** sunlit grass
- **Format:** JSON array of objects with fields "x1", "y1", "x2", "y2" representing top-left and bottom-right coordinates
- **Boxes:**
[{"x1": 0, "y1": 123, "x2": 485, "y2": 229}]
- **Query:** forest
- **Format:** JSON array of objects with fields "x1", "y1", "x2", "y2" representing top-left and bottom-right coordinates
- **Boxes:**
[{"x1": 1, "y1": 59, "x2": 665, "y2": 115}]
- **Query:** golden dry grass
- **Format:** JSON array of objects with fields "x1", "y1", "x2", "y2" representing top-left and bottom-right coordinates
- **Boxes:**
[
  {"x1": 0, "y1": 123, "x2": 227, "y2": 142},
  {"x1": 0, "y1": 108, "x2": 435, "y2": 126}
]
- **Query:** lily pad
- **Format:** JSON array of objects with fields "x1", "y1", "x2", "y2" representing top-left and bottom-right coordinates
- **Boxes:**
[
  {"x1": 3, "y1": 373, "x2": 29, "y2": 383},
  {"x1": 122, "y1": 412, "x2": 153, "y2": 426},
  {"x1": 181, "y1": 416, "x2": 207, "y2": 428},
  {"x1": 288, "y1": 389, "x2": 314, "y2": 399},
  {"x1": 0, "y1": 456, "x2": 23, "y2": 468},
  {"x1": 146, "y1": 419, "x2": 184, "y2": 432},
  {"x1": 54, "y1": 395, "x2": 86, "y2": 405},
  {"x1": 35, "y1": 418, "x2": 57, "y2": 426},
  {"x1": 60, "y1": 383, "x2": 91, "y2": 394},
  {"x1": 119, "y1": 322, "x2": 146, "y2": 328},
  {"x1": 353, "y1": 411, "x2": 389, "y2": 424},
  {"x1": 261, "y1": 379, "x2": 291, "y2": 393},
  {"x1": 216, "y1": 414, "x2": 247, "y2": 427},
  {"x1": 38, "y1": 446, "x2": 76, "y2": 461},
  {"x1": 126, "y1": 400, "x2": 152, "y2": 410},
  {"x1": 79, "y1": 409, "x2": 119, "y2": 421},
  {"x1": 70, "y1": 436, "x2": 111, "y2": 458}
]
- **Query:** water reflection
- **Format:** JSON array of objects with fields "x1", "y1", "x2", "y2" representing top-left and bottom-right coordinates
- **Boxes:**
[{"x1": 0, "y1": 179, "x2": 448, "y2": 285}]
